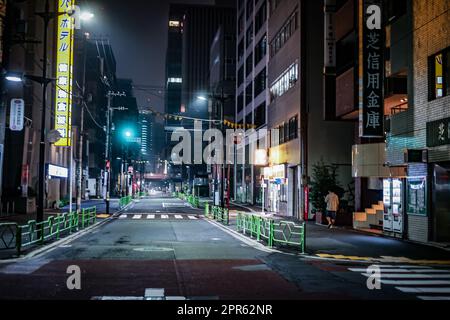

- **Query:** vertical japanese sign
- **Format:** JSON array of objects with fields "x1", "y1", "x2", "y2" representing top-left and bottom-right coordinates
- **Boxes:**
[
  {"x1": 359, "y1": 0, "x2": 384, "y2": 138},
  {"x1": 10, "y1": 99, "x2": 25, "y2": 131},
  {"x1": 54, "y1": 0, "x2": 75, "y2": 147}
]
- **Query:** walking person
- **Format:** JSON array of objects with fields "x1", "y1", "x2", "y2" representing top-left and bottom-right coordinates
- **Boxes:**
[{"x1": 325, "y1": 190, "x2": 339, "y2": 229}]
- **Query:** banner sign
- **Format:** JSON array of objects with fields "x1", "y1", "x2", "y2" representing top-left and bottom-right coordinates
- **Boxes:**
[
  {"x1": 10, "y1": 99, "x2": 25, "y2": 131},
  {"x1": 359, "y1": 0, "x2": 384, "y2": 138},
  {"x1": 427, "y1": 117, "x2": 450, "y2": 147},
  {"x1": 324, "y1": 0, "x2": 336, "y2": 73},
  {"x1": 54, "y1": 0, "x2": 75, "y2": 147}
]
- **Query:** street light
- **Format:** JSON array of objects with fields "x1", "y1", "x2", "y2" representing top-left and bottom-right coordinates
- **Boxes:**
[{"x1": 80, "y1": 12, "x2": 94, "y2": 21}]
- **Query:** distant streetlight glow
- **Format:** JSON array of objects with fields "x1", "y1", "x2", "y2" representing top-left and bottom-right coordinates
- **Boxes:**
[
  {"x1": 125, "y1": 131, "x2": 132, "y2": 138},
  {"x1": 5, "y1": 75, "x2": 23, "y2": 82},
  {"x1": 80, "y1": 12, "x2": 95, "y2": 21},
  {"x1": 197, "y1": 95, "x2": 208, "y2": 102}
]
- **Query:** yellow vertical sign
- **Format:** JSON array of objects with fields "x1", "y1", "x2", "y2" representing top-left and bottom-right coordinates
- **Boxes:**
[{"x1": 54, "y1": 0, "x2": 75, "y2": 147}]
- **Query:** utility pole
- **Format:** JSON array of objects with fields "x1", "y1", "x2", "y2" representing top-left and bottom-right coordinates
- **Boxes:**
[
  {"x1": 104, "y1": 92, "x2": 112, "y2": 214},
  {"x1": 76, "y1": 32, "x2": 88, "y2": 213}
]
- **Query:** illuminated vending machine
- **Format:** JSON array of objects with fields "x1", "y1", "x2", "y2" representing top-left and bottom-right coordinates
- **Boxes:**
[{"x1": 383, "y1": 178, "x2": 404, "y2": 235}]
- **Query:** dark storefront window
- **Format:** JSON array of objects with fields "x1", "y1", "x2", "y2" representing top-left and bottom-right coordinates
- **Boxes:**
[{"x1": 336, "y1": 31, "x2": 356, "y2": 75}]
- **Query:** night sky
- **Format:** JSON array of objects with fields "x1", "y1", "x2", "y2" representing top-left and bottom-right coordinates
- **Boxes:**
[{"x1": 84, "y1": 0, "x2": 215, "y2": 114}]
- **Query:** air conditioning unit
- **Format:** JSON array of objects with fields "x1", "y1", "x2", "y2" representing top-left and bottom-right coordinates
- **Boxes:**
[{"x1": 404, "y1": 149, "x2": 428, "y2": 163}]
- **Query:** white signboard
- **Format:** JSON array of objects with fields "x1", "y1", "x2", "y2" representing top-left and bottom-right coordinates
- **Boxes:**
[
  {"x1": 10, "y1": 99, "x2": 24, "y2": 131},
  {"x1": 48, "y1": 164, "x2": 68, "y2": 178}
]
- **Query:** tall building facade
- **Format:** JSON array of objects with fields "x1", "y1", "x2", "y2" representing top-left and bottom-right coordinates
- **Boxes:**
[
  {"x1": 385, "y1": 0, "x2": 450, "y2": 243},
  {"x1": 234, "y1": 0, "x2": 269, "y2": 205},
  {"x1": 165, "y1": 2, "x2": 236, "y2": 195}
]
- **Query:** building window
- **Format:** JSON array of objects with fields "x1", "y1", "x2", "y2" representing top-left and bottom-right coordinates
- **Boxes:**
[
  {"x1": 276, "y1": 115, "x2": 298, "y2": 145},
  {"x1": 429, "y1": 48, "x2": 450, "y2": 100},
  {"x1": 270, "y1": 61, "x2": 298, "y2": 102},
  {"x1": 254, "y1": 102, "x2": 266, "y2": 128},
  {"x1": 238, "y1": 12, "x2": 244, "y2": 34},
  {"x1": 246, "y1": 52, "x2": 253, "y2": 77},
  {"x1": 238, "y1": 66, "x2": 244, "y2": 87},
  {"x1": 246, "y1": 0, "x2": 254, "y2": 20},
  {"x1": 255, "y1": 34, "x2": 267, "y2": 66},
  {"x1": 237, "y1": 93, "x2": 244, "y2": 114},
  {"x1": 269, "y1": 9, "x2": 298, "y2": 58},
  {"x1": 246, "y1": 23, "x2": 253, "y2": 48},
  {"x1": 245, "y1": 82, "x2": 253, "y2": 106},
  {"x1": 254, "y1": 67, "x2": 266, "y2": 98},
  {"x1": 238, "y1": 39, "x2": 244, "y2": 63},
  {"x1": 255, "y1": 2, "x2": 267, "y2": 34},
  {"x1": 245, "y1": 112, "x2": 253, "y2": 127}
]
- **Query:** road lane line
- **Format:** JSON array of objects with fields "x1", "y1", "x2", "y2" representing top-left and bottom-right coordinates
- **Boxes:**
[
  {"x1": 381, "y1": 280, "x2": 450, "y2": 285},
  {"x1": 396, "y1": 287, "x2": 450, "y2": 294},
  {"x1": 349, "y1": 268, "x2": 450, "y2": 273},
  {"x1": 418, "y1": 296, "x2": 450, "y2": 301},
  {"x1": 161, "y1": 215, "x2": 169, "y2": 219},
  {"x1": 362, "y1": 273, "x2": 450, "y2": 279},
  {"x1": 175, "y1": 215, "x2": 183, "y2": 219},
  {"x1": 147, "y1": 215, "x2": 155, "y2": 219},
  {"x1": 187, "y1": 216, "x2": 197, "y2": 220},
  {"x1": 119, "y1": 215, "x2": 127, "y2": 219},
  {"x1": 132, "y1": 215, "x2": 142, "y2": 219}
]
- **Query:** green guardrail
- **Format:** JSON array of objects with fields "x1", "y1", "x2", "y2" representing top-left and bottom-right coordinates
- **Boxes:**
[
  {"x1": 119, "y1": 196, "x2": 132, "y2": 209},
  {"x1": 0, "y1": 206, "x2": 98, "y2": 257},
  {"x1": 187, "y1": 195, "x2": 200, "y2": 208},
  {"x1": 236, "y1": 212, "x2": 305, "y2": 253},
  {"x1": 205, "y1": 203, "x2": 229, "y2": 225}
]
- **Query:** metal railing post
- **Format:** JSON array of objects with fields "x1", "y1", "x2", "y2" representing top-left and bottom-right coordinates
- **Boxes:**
[{"x1": 15, "y1": 224, "x2": 22, "y2": 256}]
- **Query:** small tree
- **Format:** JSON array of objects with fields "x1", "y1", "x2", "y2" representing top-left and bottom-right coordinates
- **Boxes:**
[{"x1": 309, "y1": 161, "x2": 341, "y2": 214}]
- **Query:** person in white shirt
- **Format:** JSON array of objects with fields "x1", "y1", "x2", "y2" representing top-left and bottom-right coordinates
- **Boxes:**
[{"x1": 325, "y1": 190, "x2": 339, "y2": 229}]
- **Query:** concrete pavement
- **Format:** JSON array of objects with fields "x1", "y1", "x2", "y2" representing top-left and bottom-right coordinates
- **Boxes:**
[{"x1": 0, "y1": 195, "x2": 449, "y2": 300}]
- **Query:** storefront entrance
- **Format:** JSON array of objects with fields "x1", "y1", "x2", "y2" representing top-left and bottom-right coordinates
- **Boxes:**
[{"x1": 432, "y1": 163, "x2": 450, "y2": 242}]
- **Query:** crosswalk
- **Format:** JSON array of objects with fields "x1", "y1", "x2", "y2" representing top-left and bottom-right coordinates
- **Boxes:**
[
  {"x1": 118, "y1": 214, "x2": 199, "y2": 221},
  {"x1": 349, "y1": 264, "x2": 450, "y2": 300}
]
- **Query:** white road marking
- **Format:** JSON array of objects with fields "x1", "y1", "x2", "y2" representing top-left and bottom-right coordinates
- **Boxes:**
[
  {"x1": 119, "y1": 215, "x2": 127, "y2": 219},
  {"x1": 161, "y1": 215, "x2": 169, "y2": 219},
  {"x1": 349, "y1": 268, "x2": 450, "y2": 273},
  {"x1": 175, "y1": 215, "x2": 183, "y2": 219},
  {"x1": 147, "y1": 215, "x2": 155, "y2": 219},
  {"x1": 187, "y1": 216, "x2": 197, "y2": 220},
  {"x1": 418, "y1": 296, "x2": 450, "y2": 301},
  {"x1": 396, "y1": 287, "x2": 450, "y2": 294},
  {"x1": 132, "y1": 215, "x2": 142, "y2": 220},
  {"x1": 362, "y1": 273, "x2": 450, "y2": 279},
  {"x1": 381, "y1": 280, "x2": 450, "y2": 286}
]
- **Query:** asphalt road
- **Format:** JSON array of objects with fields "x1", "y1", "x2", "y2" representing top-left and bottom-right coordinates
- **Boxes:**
[{"x1": 0, "y1": 195, "x2": 449, "y2": 300}]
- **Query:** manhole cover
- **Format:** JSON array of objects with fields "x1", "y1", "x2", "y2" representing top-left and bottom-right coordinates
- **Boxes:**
[{"x1": 133, "y1": 247, "x2": 174, "y2": 252}]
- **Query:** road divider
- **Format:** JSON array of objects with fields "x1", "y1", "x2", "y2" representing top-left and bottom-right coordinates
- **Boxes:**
[
  {"x1": 119, "y1": 196, "x2": 133, "y2": 209},
  {"x1": 236, "y1": 212, "x2": 305, "y2": 253},
  {"x1": 205, "y1": 203, "x2": 229, "y2": 225},
  {"x1": 174, "y1": 192, "x2": 199, "y2": 208},
  {"x1": 0, "y1": 207, "x2": 98, "y2": 257}
]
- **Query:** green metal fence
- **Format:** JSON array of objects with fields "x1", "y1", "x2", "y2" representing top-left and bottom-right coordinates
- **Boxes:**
[
  {"x1": 0, "y1": 207, "x2": 98, "y2": 257},
  {"x1": 236, "y1": 212, "x2": 305, "y2": 253},
  {"x1": 119, "y1": 196, "x2": 132, "y2": 209},
  {"x1": 205, "y1": 203, "x2": 229, "y2": 225}
]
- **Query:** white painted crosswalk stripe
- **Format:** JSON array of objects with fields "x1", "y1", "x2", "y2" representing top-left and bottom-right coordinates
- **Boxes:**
[
  {"x1": 119, "y1": 215, "x2": 127, "y2": 219},
  {"x1": 147, "y1": 215, "x2": 155, "y2": 219},
  {"x1": 188, "y1": 216, "x2": 197, "y2": 220},
  {"x1": 350, "y1": 264, "x2": 450, "y2": 300},
  {"x1": 132, "y1": 215, "x2": 142, "y2": 219},
  {"x1": 175, "y1": 215, "x2": 183, "y2": 219},
  {"x1": 117, "y1": 214, "x2": 201, "y2": 221},
  {"x1": 161, "y1": 215, "x2": 169, "y2": 219}
]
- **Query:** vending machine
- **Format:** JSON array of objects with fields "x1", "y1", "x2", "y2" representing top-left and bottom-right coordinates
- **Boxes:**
[{"x1": 383, "y1": 178, "x2": 404, "y2": 235}]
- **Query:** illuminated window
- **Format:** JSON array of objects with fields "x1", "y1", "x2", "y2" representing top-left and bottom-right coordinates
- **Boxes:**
[
  {"x1": 169, "y1": 20, "x2": 180, "y2": 27},
  {"x1": 270, "y1": 61, "x2": 299, "y2": 102},
  {"x1": 168, "y1": 77, "x2": 182, "y2": 84}
]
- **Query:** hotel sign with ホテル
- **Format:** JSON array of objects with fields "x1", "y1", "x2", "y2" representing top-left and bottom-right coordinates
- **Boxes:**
[
  {"x1": 54, "y1": 0, "x2": 75, "y2": 147},
  {"x1": 359, "y1": 0, "x2": 385, "y2": 138}
]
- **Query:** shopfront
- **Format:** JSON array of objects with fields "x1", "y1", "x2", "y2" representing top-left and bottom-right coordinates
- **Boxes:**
[{"x1": 263, "y1": 164, "x2": 288, "y2": 215}]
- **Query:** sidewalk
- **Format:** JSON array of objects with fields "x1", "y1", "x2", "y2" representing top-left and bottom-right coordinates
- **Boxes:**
[
  {"x1": 226, "y1": 202, "x2": 450, "y2": 263},
  {"x1": 0, "y1": 199, "x2": 120, "y2": 225}
]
